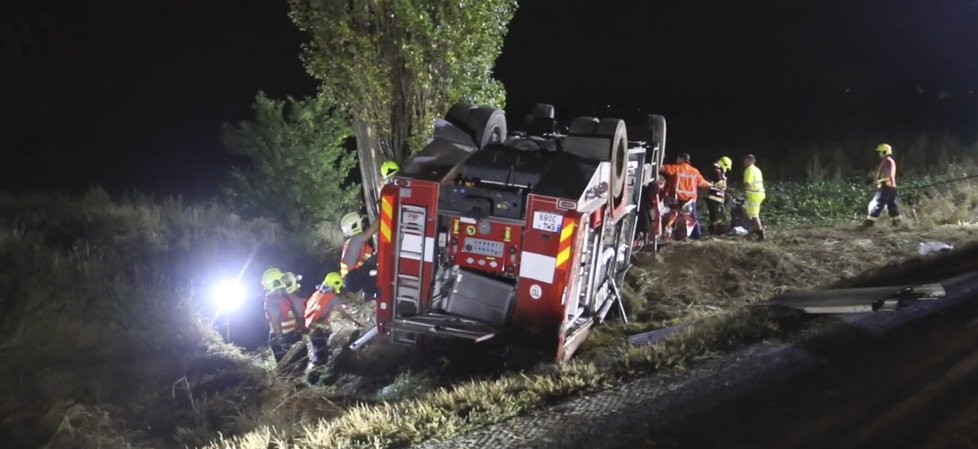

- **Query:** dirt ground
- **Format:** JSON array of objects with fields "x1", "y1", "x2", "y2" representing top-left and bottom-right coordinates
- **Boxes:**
[{"x1": 621, "y1": 223, "x2": 978, "y2": 330}]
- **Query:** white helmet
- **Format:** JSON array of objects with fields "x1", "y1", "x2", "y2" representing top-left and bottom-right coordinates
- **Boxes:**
[{"x1": 340, "y1": 212, "x2": 363, "y2": 237}]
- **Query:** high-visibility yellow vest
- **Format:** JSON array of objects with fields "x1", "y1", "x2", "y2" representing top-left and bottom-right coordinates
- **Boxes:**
[{"x1": 744, "y1": 165, "x2": 764, "y2": 194}]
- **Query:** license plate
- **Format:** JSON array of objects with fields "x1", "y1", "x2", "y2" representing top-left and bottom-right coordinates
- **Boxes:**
[{"x1": 532, "y1": 211, "x2": 562, "y2": 232}]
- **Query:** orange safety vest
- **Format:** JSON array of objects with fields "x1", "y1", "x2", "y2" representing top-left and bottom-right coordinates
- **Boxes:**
[
  {"x1": 662, "y1": 162, "x2": 710, "y2": 202},
  {"x1": 876, "y1": 156, "x2": 896, "y2": 188},
  {"x1": 340, "y1": 238, "x2": 374, "y2": 277},
  {"x1": 304, "y1": 290, "x2": 341, "y2": 329},
  {"x1": 265, "y1": 292, "x2": 301, "y2": 334}
]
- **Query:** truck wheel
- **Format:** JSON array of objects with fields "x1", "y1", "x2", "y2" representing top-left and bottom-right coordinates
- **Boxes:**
[
  {"x1": 594, "y1": 118, "x2": 629, "y2": 211},
  {"x1": 446, "y1": 103, "x2": 508, "y2": 149},
  {"x1": 626, "y1": 114, "x2": 667, "y2": 166},
  {"x1": 531, "y1": 103, "x2": 555, "y2": 119},
  {"x1": 568, "y1": 116, "x2": 599, "y2": 135}
]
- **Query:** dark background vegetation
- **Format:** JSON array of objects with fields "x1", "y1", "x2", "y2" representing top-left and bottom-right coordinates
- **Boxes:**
[{"x1": 3, "y1": 0, "x2": 977, "y2": 195}]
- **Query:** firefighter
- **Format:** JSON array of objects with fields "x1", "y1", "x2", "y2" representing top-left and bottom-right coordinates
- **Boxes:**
[
  {"x1": 339, "y1": 212, "x2": 380, "y2": 300},
  {"x1": 304, "y1": 272, "x2": 365, "y2": 383},
  {"x1": 862, "y1": 143, "x2": 901, "y2": 227},
  {"x1": 742, "y1": 154, "x2": 766, "y2": 240},
  {"x1": 706, "y1": 156, "x2": 733, "y2": 235},
  {"x1": 262, "y1": 267, "x2": 309, "y2": 366},
  {"x1": 380, "y1": 160, "x2": 400, "y2": 182},
  {"x1": 660, "y1": 153, "x2": 712, "y2": 239}
]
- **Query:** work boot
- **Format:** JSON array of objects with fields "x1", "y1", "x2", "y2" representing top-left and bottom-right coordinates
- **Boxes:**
[
  {"x1": 860, "y1": 219, "x2": 875, "y2": 229},
  {"x1": 890, "y1": 217, "x2": 902, "y2": 227},
  {"x1": 755, "y1": 228, "x2": 766, "y2": 241}
]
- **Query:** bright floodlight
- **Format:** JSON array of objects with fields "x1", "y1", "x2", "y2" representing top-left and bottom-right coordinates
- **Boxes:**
[{"x1": 212, "y1": 279, "x2": 246, "y2": 313}]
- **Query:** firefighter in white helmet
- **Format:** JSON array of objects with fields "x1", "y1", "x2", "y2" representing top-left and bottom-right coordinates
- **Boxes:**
[
  {"x1": 262, "y1": 267, "x2": 309, "y2": 365},
  {"x1": 339, "y1": 212, "x2": 380, "y2": 300},
  {"x1": 862, "y1": 143, "x2": 901, "y2": 227},
  {"x1": 304, "y1": 272, "x2": 365, "y2": 383}
]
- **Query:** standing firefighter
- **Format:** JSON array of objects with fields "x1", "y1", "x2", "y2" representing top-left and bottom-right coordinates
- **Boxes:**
[
  {"x1": 262, "y1": 268, "x2": 309, "y2": 366},
  {"x1": 660, "y1": 153, "x2": 712, "y2": 239},
  {"x1": 339, "y1": 212, "x2": 380, "y2": 300},
  {"x1": 742, "y1": 154, "x2": 766, "y2": 240},
  {"x1": 862, "y1": 143, "x2": 901, "y2": 227},
  {"x1": 706, "y1": 156, "x2": 732, "y2": 235},
  {"x1": 303, "y1": 272, "x2": 365, "y2": 383}
]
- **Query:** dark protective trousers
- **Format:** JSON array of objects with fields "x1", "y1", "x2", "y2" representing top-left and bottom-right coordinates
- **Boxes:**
[
  {"x1": 269, "y1": 332, "x2": 303, "y2": 364},
  {"x1": 706, "y1": 199, "x2": 725, "y2": 233},
  {"x1": 867, "y1": 186, "x2": 900, "y2": 219},
  {"x1": 344, "y1": 259, "x2": 379, "y2": 300},
  {"x1": 308, "y1": 327, "x2": 332, "y2": 367}
]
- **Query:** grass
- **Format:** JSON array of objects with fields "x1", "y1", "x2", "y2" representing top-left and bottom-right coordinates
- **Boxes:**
[{"x1": 0, "y1": 188, "x2": 349, "y2": 448}]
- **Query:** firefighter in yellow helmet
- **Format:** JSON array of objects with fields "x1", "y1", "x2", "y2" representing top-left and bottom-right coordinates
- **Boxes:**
[
  {"x1": 706, "y1": 156, "x2": 732, "y2": 235},
  {"x1": 742, "y1": 154, "x2": 766, "y2": 240},
  {"x1": 303, "y1": 272, "x2": 365, "y2": 383},
  {"x1": 380, "y1": 160, "x2": 400, "y2": 182},
  {"x1": 262, "y1": 268, "x2": 309, "y2": 365},
  {"x1": 862, "y1": 143, "x2": 901, "y2": 227},
  {"x1": 339, "y1": 212, "x2": 380, "y2": 300}
]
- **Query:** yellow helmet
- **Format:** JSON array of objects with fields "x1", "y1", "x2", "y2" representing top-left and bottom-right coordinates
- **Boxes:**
[
  {"x1": 717, "y1": 156, "x2": 733, "y2": 171},
  {"x1": 261, "y1": 268, "x2": 284, "y2": 292},
  {"x1": 340, "y1": 212, "x2": 363, "y2": 237},
  {"x1": 380, "y1": 160, "x2": 400, "y2": 180},
  {"x1": 281, "y1": 272, "x2": 301, "y2": 293},
  {"x1": 322, "y1": 272, "x2": 344, "y2": 293},
  {"x1": 876, "y1": 143, "x2": 893, "y2": 156}
]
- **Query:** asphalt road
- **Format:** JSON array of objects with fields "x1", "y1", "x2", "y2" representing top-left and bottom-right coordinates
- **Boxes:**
[{"x1": 613, "y1": 273, "x2": 978, "y2": 449}]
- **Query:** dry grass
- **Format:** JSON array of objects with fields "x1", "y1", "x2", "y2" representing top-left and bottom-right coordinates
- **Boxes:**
[{"x1": 0, "y1": 188, "x2": 348, "y2": 449}]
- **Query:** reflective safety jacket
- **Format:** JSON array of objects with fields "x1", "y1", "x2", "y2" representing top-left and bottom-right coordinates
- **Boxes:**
[
  {"x1": 264, "y1": 292, "x2": 305, "y2": 335},
  {"x1": 744, "y1": 165, "x2": 765, "y2": 195},
  {"x1": 661, "y1": 162, "x2": 711, "y2": 202},
  {"x1": 876, "y1": 156, "x2": 896, "y2": 188},
  {"x1": 340, "y1": 237, "x2": 375, "y2": 277},
  {"x1": 304, "y1": 290, "x2": 344, "y2": 330},
  {"x1": 706, "y1": 164, "x2": 727, "y2": 203}
]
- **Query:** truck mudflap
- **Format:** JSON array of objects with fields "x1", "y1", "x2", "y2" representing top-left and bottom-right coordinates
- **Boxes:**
[{"x1": 388, "y1": 314, "x2": 498, "y2": 343}]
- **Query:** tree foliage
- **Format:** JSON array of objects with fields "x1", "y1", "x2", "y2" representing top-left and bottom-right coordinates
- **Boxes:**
[
  {"x1": 288, "y1": 0, "x2": 518, "y2": 161},
  {"x1": 222, "y1": 92, "x2": 357, "y2": 230}
]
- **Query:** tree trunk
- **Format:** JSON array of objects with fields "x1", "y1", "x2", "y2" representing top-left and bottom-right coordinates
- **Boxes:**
[{"x1": 354, "y1": 119, "x2": 388, "y2": 223}]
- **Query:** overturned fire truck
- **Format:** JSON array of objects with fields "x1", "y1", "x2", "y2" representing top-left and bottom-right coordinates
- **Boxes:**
[{"x1": 369, "y1": 103, "x2": 666, "y2": 362}]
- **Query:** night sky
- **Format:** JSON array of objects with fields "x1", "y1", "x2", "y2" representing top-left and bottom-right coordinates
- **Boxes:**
[{"x1": 3, "y1": 0, "x2": 977, "y2": 195}]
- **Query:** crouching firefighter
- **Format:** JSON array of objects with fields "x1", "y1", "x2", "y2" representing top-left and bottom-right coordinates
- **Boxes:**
[
  {"x1": 339, "y1": 212, "x2": 380, "y2": 301},
  {"x1": 706, "y1": 156, "x2": 732, "y2": 235},
  {"x1": 303, "y1": 272, "x2": 365, "y2": 383},
  {"x1": 862, "y1": 143, "x2": 901, "y2": 227},
  {"x1": 262, "y1": 268, "x2": 309, "y2": 370}
]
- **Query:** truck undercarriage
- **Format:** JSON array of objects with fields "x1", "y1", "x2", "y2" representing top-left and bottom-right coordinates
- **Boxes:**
[{"x1": 369, "y1": 103, "x2": 666, "y2": 362}]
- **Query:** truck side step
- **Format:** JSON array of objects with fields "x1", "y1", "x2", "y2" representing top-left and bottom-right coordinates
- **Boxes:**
[{"x1": 388, "y1": 314, "x2": 498, "y2": 343}]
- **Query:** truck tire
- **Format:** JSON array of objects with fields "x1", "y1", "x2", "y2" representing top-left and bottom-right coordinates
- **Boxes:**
[
  {"x1": 626, "y1": 114, "x2": 667, "y2": 165},
  {"x1": 531, "y1": 103, "x2": 555, "y2": 119},
  {"x1": 594, "y1": 118, "x2": 629, "y2": 210},
  {"x1": 568, "y1": 116, "x2": 600, "y2": 136},
  {"x1": 446, "y1": 103, "x2": 508, "y2": 149}
]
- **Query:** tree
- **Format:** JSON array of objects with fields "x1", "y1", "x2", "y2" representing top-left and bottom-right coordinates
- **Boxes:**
[
  {"x1": 288, "y1": 0, "x2": 518, "y2": 219},
  {"x1": 223, "y1": 92, "x2": 358, "y2": 231}
]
